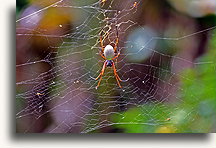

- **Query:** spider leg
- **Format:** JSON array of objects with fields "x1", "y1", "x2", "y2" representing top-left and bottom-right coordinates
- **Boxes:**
[
  {"x1": 99, "y1": 52, "x2": 106, "y2": 60},
  {"x1": 114, "y1": 25, "x2": 119, "y2": 53},
  {"x1": 95, "y1": 61, "x2": 107, "y2": 89},
  {"x1": 115, "y1": 72, "x2": 123, "y2": 82},
  {"x1": 99, "y1": 31, "x2": 107, "y2": 60},
  {"x1": 113, "y1": 62, "x2": 130, "y2": 82},
  {"x1": 112, "y1": 62, "x2": 122, "y2": 88},
  {"x1": 112, "y1": 52, "x2": 120, "y2": 60},
  {"x1": 100, "y1": 31, "x2": 104, "y2": 53}
]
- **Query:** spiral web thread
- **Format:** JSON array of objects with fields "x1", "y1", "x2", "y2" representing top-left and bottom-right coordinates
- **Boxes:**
[{"x1": 16, "y1": 0, "x2": 216, "y2": 133}]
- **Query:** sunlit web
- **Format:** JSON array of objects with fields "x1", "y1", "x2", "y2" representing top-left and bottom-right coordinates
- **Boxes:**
[{"x1": 16, "y1": 0, "x2": 216, "y2": 133}]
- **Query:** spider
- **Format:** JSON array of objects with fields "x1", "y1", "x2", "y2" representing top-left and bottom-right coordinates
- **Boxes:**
[{"x1": 93, "y1": 26, "x2": 126, "y2": 89}]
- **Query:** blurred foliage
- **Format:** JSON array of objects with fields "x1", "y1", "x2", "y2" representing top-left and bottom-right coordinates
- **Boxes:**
[
  {"x1": 112, "y1": 31, "x2": 216, "y2": 133},
  {"x1": 16, "y1": 0, "x2": 28, "y2": 11},
  {"x1": 16, "y1": 0, "x2": 29, "y2": 18},
  {"x1": 168, "y1": 0, "x2": 216, "y2": 17},
  {"x1": 198, "y1": 15, "x2": 216, "y2": 31}
]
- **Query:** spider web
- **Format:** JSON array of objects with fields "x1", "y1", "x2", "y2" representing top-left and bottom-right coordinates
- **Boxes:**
[{"x1": 16, "y1": 0, "x2": 216, "y2": 133}]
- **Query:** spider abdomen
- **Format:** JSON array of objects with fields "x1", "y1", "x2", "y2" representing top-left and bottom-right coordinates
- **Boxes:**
[{"x1": 104, "y1": 45, "x2": 115, "y2": 60}]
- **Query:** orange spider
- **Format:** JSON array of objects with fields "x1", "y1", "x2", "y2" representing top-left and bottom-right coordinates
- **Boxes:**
[{"x1": 94, "y1": 26, "x2": 125, "y2": 89}]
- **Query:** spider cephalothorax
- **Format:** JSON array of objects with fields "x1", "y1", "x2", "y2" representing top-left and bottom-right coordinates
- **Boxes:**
[
  {"x1": 94, "y1": 26, "x2": 123, "y2": 89},
  {"x1": 106, "y1": 60, "x2": 113, "y2": 67}
]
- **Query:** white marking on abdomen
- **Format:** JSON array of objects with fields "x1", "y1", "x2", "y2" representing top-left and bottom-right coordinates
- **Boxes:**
[{"x1": 104, "y1": 45, "x2": 115, "y2": 60}]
